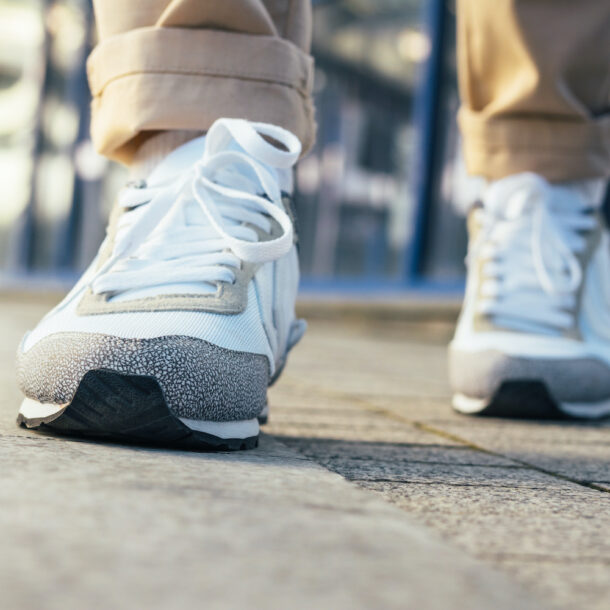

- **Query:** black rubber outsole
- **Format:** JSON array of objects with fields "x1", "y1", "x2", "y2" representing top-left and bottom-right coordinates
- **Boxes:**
[
  {"x1": 17, "y1": 369, "x2": 259, "y2": 451},
  {"x1": 457, "y1": 380, "x2": 569, "y2": 420}
]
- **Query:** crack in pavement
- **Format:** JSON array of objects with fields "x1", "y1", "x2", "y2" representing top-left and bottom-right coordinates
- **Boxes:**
[{"x1": 278, "y1": 380, "x2": 610, "y2": 496}]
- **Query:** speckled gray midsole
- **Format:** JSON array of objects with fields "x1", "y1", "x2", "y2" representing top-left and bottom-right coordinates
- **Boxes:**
[
  {"x1": 449, "y1": 348, "x2": 610, "y2": 402},
  {"x1": 17, "y1": 333, "x2": 269, "y2": 422}
]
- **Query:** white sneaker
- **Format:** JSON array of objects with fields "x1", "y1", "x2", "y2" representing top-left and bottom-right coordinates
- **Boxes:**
[
  {"x1": 450, "y1": 172, "x2": 610, "y2": 419},
  {"x1": 16, "y1": 118, "x2": 306, "y2": 449}
]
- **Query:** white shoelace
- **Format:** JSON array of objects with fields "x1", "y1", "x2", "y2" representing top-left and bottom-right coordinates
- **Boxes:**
[
  {"x1": 470, "y1": 174, "x2": 597, "y2": 334},
  {"x1": 89, "y1": 119, "x2": 301, "y2": 296}
]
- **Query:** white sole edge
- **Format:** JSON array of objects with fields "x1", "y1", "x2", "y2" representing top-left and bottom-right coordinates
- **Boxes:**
[
  {"x1": 559, "y1": 400, "x2": 610, "y2": 419},
  {"x1": 452, "y1": 393, "x2": 610, "y2": 419},
  {"x1": 19, "y1": 398, "x2": 259, "y2": 440},
  {"x1": 178, "y1": 417, "x2": 259, "y2": 439},
  {"x1": 452, "y1": 394, "x2": 488, "y2": 414},
  {"x1": 19, "y1": 398, "x2": 67, "y2": 421}
]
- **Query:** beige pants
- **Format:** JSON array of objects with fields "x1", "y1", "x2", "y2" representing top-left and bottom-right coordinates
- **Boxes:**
[
  {"x1": 88, "y1": 0, "x2": 315, "y2": 164},
  {"x1": 458, "y1": 0, "x2": 610, "y2": 181},
  {"x1": 89, "y1": 0, "x2": 610, "y2": 181}
]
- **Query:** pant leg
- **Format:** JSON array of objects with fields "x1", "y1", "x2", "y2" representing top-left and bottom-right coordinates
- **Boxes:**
[
  {"x1": 88, "y1": 0, "x2": 315, "y2": 164},
  {"x1": 457, "y1": 0, "x2": 610, "y2": 182}
]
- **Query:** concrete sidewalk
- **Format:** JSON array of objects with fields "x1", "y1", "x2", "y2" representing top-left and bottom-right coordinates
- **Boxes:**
[{"x1": 2, "y1": 296, "x2": 609, "y2": 609}]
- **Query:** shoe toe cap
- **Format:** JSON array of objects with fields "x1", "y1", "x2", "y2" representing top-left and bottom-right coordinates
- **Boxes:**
[
  {"x1": 17, "y1": 332, "x2": 269, "y2": 422},
  {"x1": 450, "y1": 348, "x2": 610, "y2": 403}
]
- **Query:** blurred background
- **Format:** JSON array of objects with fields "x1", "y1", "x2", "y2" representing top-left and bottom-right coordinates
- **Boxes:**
[{"x1": 0, "y1": 0, "x2": 474, "y2": 296}]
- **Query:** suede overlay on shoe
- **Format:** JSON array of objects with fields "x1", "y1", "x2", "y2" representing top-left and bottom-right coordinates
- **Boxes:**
[{"x1": 17, "y1": 334, "x2": 269, "y2": 421}]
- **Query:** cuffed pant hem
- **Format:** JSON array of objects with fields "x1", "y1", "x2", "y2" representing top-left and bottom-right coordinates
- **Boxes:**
[
  {"x1": 459, "y1": 108, "x2": 610, "y2": 182},
  {"x1": 87, "y1": 26, "x2": 315, "y2": 164}
]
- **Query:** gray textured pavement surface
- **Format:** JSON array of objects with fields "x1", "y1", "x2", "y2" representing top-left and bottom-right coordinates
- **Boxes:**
[
  {"x1": 267, "y1": 316, "x2": 610, "y2": 610},
  {"x1": 2, "y1": 295, "x2": 609, "y2": 609}
]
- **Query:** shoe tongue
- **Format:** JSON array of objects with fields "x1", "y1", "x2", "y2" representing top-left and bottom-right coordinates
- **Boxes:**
[
  {"x1": 483, "y1": 172, "x2": 596, "y2": 220},
  {"x1": 146, "y1": 133, "x2": 264, "y2": 195},
  {"x1": 503, "y1": 191, "x2": 533, "y2": 220},
  {"x1": 147, "y1": 135, "x2": 208, "y2": 186},
  {"x1": 483, "y1": 173, "x2": 543, "y2": 219},
  {"x1": 110, "y1": 124, "x2": 292, "y2": 303},
  {"x1": 109, "y1": 135, "x2": 216, "y2": 303},
  {"x1": 146, "y1": 131, "x2": 292, "y2": 192}
]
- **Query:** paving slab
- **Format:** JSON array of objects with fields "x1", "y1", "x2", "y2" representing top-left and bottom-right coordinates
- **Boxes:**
[
  {"x1": 5, "y1": 296, "x2": 610, "y2": 609},
  {"x1": 357, "y1": 480, "x2": 610, "y2": 558},
  {"x1": 1, "y1": 431, "x2": 543, "y2": 610},
  {"x1": 308, "y1": 459, "x2": 555, "y2": 488},
  {"x1": 276, "y1": 438, "x2": 517, "y2": 466},
  {"x1": 266, "y1": 421, "x2": 454, "y2": 444},
  {"x1": 496, "y1": 561, "x2": 610, "y2": 610},
  {"x1": 1, "y1": 297, "x2": 546, "y2": 610},
  {"x1": 411, "y1": 420, "x2": 610, "y2": 483},
  {"x1": 268, "y1": 316, "x2": 610, "y2": 610}
]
